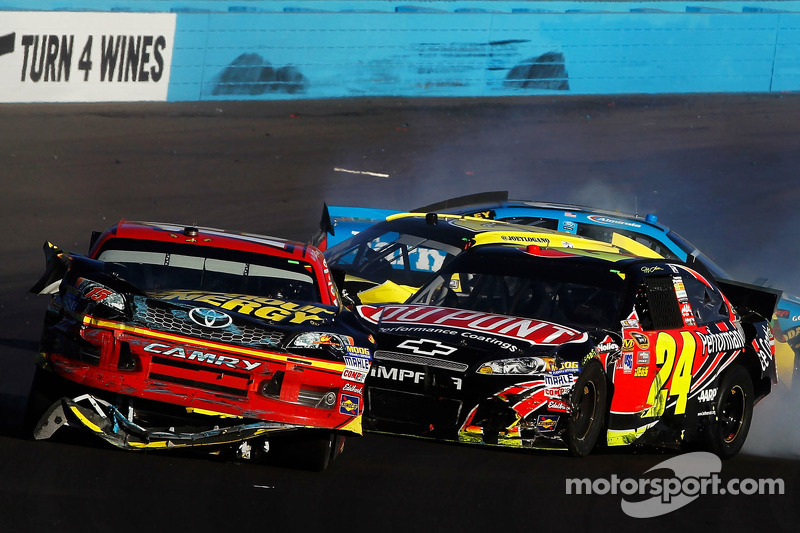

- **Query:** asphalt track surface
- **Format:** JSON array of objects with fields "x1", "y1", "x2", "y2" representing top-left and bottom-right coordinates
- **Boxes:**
[{"x1": 1, "y1": 94, "x2": 799, "y2": 532}]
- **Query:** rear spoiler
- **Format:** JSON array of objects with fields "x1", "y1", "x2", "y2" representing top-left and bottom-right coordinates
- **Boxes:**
[
  {"x1": 716, "y1": 278, "x2": 782, "y2": 321},
  {"x1": 413, "y1": 190, "x2": 509, "y2": 214},
  {"x1": 311, "y1": 203, "x2": 400, "y2": 248}
]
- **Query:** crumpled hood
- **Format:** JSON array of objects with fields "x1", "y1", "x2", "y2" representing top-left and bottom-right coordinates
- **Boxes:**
[{"x1": 147, "y1": 289, "x2": 339, "y2": 327}]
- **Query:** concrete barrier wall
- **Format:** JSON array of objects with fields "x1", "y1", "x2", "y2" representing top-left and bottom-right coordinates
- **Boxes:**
[{"x1": 1, "y1": 1, "x2": 799, "y2": 101}]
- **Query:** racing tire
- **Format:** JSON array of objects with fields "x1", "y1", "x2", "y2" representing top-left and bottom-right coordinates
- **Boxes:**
[
  {"x1": 705, "y1": 364, "x2": 754, "y2": 459},
  {"x1": 273, "y1": 433, "x2": 343, "y2": 471},
  {"x1": 566, "y1": 361, "x2": 607, "y2": 458},
  {"x1": 301, "y1": 433, "x2": 339, "y2": 472},
  {"x1": 21, "y1": 366, "x2": 64, "y2": 438}
]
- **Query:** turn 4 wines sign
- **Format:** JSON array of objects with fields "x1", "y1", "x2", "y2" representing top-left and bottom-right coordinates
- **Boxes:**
[{"x1": 0, "y1": 12, "x2": 175, "y2": 102}]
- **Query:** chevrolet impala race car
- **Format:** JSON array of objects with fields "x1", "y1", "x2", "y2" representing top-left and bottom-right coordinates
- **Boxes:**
[
  {"x1": 323, "y1": 212, "x2": 638, "y2": 307},
  {"x1": 316, "y1": 192, "x2": 800, "y2": 388},
  {"x1": 357, "y1": 244, "x2": 779, "y2": 458},
  {"x1": 26, "y1": 221, "x2": 375, "y2": 470}
]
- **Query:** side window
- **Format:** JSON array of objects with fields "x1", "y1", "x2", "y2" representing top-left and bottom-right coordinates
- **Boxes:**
[
  {"x1": 496, "y1": 216, "x2": 560, "y2": 230},
  {"x1": 576, "y1": 224, "x2": 680, "y2": 260},
  {"x1": 681, "y1": 273, "x2": 730, "y2": 325},
  {"x1": 634, "y1": 275, "x2": 684, "y2": 331}
]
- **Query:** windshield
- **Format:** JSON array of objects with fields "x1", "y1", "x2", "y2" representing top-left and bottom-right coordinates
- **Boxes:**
[
  {"x1": 96, "y1": 240, "x2": 321, "y2": 303},
  {"x1": 411, "y1": 253, "x2": 625, "y2": 330},
  {"x1": 325, "y1": 226, "x2": 463, "y2": 286}
]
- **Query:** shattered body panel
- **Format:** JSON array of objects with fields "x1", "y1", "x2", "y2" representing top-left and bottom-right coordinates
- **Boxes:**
[{"x1": 28, "y1": 221, "x2": 374, "y2": 467}]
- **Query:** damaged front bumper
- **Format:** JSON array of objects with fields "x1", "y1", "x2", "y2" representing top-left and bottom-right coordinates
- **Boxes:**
[{"x1": 34, "y1": 394, "x2": 304, "y2": 451}]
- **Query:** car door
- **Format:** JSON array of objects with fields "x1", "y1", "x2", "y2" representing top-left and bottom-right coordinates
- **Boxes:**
[{"x1": 607, "y1": 267, "x2": 734, "y2": 445}]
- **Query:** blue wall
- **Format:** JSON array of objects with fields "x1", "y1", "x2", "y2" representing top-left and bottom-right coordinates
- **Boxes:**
[{"x1": 2, "y1": 2, "x2": 800, "y2": 100}]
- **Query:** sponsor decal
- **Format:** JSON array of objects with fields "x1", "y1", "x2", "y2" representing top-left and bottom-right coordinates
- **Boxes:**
[
  {"x1": 536, "y1": 414, "x2": 560, "y2": 432},
  {"x1": 553, "y1": 360, "x2": 580, "y2": 375},
  {"x1": 561, "y1": 221, "x2": 575, "y2": 232},
  {"x1": 634, "y1": 366, "x2": 649, "y2": 377},
  {"x1": 544, "y1": 374, "x2": 573, "y2": 387},
  {"x1": 622, "y1": 338, "x2": 635, "y2": 352},
  {"x1": 377, "y1": 305, "x2": 585, "y2": 345},
  {"x1": 396, "y1": 338, "x2": 457, "y2": 357},
  {"x1": 500, "y1": 235, "x2": 550, "y2": 244},
  {"x1": 623, "y1": 353, "x2": 633, "y2": 374},
  {"x1": 342, "y1": 368, "x2": 367, "y2": 383},
  {"x1": 547, "y1": 399, "x2": 570, "y2": 412},
  {"x1": 339, "y1": 393, "x2": 360, "y2": 416},
  {"x1": 597, "y1": 342, "x2": 620, "y2": 353},
  {"x1": 189, "y1": 308, "x2": 233, "y2": 329},
  {"x1": 544, "y1": 385, "x2": 570, "y2": 398},
  {"x1": 154, "y1": 290, "x2": 335, "y2": 324},
  {"x1": 0, "y1": 12, "x2": 175, "y2": 103},
  {"x1": 143, "y1": 342, "x2": 262, "y2": 371},
  {"x1": 641, "y1": 266, "x2": 664, "y2": 274},
  {"x1": 346, "y1": 345, "x2": 371, "y2": 356},
  {"x1": 636, "y1": 351, "x2": 651, "y2": 365},
  {"x1": 587, "y1": 215, "x2": 642, "y2": 229},
  {"x1": 631, "y1": 332, "x2": 649, "y2": 350},
  {"x1": 342, "y1": 382, "x2": 363, "y2": 395},
  {"x1": 343, "y1": 355, "x2": 371, "y2": 372},
  {"x1": 752, "y1": 323, "x2": 773, "y2": 372},
  {"x1": 698, "y1": 388, "x2": 717, "y2": 402},
  {"x1": 697, "y1": 328, "x2": 745, "y2": 355}
]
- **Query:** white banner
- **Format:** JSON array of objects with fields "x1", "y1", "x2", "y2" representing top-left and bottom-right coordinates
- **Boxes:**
[{"x1": 0, "y1": 12, "x2": 175, "y2": 102}]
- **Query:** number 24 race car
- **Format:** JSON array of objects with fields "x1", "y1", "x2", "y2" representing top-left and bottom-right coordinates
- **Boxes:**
[
  {"x1": 26, "y1": 220, "x2": 375, "y2": 470},
  {"x1": 357, "y1": 244, "x2": 779, "y2": 457}
]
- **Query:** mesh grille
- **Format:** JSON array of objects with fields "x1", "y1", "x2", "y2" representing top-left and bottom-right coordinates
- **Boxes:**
[
  {"x1": 134, "y1": 302, "x2": 284, "y2": 347},
  {"x1": 374, "y1": 350, "x2": 468, "y2": 372}
]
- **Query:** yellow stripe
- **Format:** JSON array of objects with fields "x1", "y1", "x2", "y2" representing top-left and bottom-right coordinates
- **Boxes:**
[
  {"x1": 81, "y1": 316, "x2": 346, "y2": 372},
  {"x1": 69, "y1": 405, "x2": 103, "y2": 433}
]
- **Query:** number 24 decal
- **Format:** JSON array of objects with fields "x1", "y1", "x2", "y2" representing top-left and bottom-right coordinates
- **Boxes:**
[{"x1": 643, "y1": 331, "x2": 696, "y2": 418}]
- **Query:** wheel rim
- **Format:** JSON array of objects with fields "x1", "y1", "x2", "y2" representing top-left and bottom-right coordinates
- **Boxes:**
[
  {"x1": 720, "y1": 384, "x2": 745, "y2": 444},
  {"x1": 573, "y1": 382, "x2": 598, "y2": 439}
]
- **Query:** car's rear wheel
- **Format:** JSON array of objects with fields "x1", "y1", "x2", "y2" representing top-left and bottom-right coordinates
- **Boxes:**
[
  {"x1": 706, "y1": 364, "x2": 753, "y2": 459},
  {"x1": 566, "y1": 361, "x2": 607, "y2": 457}
]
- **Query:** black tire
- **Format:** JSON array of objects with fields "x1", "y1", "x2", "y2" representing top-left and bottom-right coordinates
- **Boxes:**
[
  {"x1": 271, "y1": 432, "x2": 341, "y2": 471},
  {"x1": 706, "y1": 364, "x2": 753, "y2": 459},
  {"x1": 21, "y1": 366, "x2": 63, "y2": 438},
  {"x1": 566, "y1": 361, "x2": 607, "y2": 457}
]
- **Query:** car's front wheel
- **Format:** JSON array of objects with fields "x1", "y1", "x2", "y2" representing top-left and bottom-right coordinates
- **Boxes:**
[{"x1": 566, "y1": 360, "x2": 607, "y2": 457}]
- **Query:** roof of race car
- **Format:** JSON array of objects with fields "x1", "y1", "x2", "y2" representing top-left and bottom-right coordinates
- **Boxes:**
[
  {"x1": 375, "y1": 213, "x2": 625, "y2": 254},
  {"x1": 89, "y1": 220, "x2": 321, "y2": 262}
]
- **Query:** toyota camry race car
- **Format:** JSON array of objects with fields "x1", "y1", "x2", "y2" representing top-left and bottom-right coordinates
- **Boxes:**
[
  {"x1": 315, "y1": 192, "x2": 800, "y2": 388},
  {"x1": 357, "y1": 244, "x2": 779, "y2": 458},
  {"x1": 26, "y1": 221, "x2": 375, "y2": 470},
  {"x1": 323, "y1": 212, "x2": 641, "y2": 307}
]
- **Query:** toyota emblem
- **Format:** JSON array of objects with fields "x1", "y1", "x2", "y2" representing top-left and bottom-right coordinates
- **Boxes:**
[{"x1": 189, "y1": 308, "x2": 233, "y2": 329}]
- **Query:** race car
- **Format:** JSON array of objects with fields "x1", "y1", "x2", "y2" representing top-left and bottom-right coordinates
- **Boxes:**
[
  {"x1": 315, "y1": 192, "x2": 800, "y2": 388},
  {"x1": 356, "y1": 244, "x2": 779, "y2": 458},
  {"x1": 322, "y1": 212, "x2": 649, "y2": 307},
  {"x1": 26, "y1": 220, "x2": 375, "y2": 470}
]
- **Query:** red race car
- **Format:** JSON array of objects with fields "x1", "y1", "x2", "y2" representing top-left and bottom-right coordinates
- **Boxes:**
[{"x1": 27, "y1": 220, "x2": 374, "y2": 470}]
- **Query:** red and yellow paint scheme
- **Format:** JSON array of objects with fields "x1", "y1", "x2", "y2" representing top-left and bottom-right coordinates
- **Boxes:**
[{"x1": 27, "y1": 221, "x2": 374, "y2": 469}]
